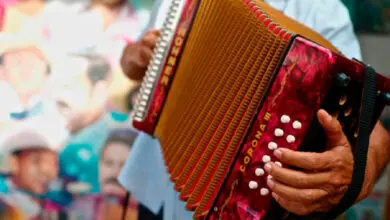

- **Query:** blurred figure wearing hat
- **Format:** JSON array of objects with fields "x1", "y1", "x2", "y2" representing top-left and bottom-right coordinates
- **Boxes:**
[
  {"x1": 67, "y1": 129, "x2": 139, "y2": 220},
  {"x1": 0, "y1": 115, "x2": 70, "y2": 219}
]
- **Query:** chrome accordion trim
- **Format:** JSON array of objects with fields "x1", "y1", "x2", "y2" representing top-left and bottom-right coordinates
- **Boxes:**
[{"x1": 133, "y1": 0, "x2": 186, "y2": 122}]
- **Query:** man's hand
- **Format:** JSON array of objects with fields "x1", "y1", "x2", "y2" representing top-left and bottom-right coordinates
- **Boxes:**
[
  {"x1": 120, "y1": 30, "x2": 160, "y2": 81},
  {"x1": 264, "y1": 109, "x2": 373, "y2": 216}
]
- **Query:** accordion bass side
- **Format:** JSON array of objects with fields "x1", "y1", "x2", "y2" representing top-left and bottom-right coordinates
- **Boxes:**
[{"x1": 133, "y1": 0, "x2": 390, "y2": 219}]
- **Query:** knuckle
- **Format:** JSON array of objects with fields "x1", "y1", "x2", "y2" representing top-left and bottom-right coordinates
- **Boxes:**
[
  {"x1": 304, "y1": 191, "x2": 315, "y2": 202},
  {"x1": 297, "y1": 175, "x2": 309, "y2": 186},
  {"x1": 306, "y1": 156, "x2": 318, "y2": 168},
  {"x1": 333, "y1": 156, "x2": 345, "y2": 169},
  {"x1": 297, "y1": 207, "x2": 311, "y2": 216},
  {"x1": 329, "y1": 175, "x2": 343, "y2": 186}
]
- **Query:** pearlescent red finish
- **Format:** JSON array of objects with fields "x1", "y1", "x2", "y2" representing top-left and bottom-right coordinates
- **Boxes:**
[{"x1": 208, "y1": 36, "x2": 390, "y2": 220}]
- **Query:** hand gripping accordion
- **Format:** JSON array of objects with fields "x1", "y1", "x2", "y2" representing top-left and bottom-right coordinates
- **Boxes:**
[{"x1": 132, "y1": 0, "x2": 390, "y2": 219}]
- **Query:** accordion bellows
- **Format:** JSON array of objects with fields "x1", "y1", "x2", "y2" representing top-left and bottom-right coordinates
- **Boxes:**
[{"x1": 133, "y1": 0, "x2": 390, "y2": 219}]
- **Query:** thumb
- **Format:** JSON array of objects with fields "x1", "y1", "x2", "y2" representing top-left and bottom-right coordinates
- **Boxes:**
[{"x1": 317, "y1": 109, "x2": 349, "y2": 148}]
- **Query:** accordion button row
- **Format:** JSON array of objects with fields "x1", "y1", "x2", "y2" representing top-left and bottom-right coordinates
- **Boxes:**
[
  {"x1": 293, "y1": 121, "x2": 302, "y2": 129},
  {"x1": 260, "y1": 188, "x2": 270, "y2": 196},
  {"x1": 248, "y1": 182, "x2": 270, "y2": 196},
  {"x1": 255, "y1": 168, "x2": 265, "y2": 176},
  {"x1": 286, "y1": 135, "x2": 296, "y2": 143},
  {"x1": 249, "y1": 181, "x2": 258, "y2": 189},
  {"x1": 281, "y1": 115, "x2": 291, "y2": 123},
  {"x1": 262, "y1": 155, "x2": 271, "y2": 163},
  {"x1": 268, "y1": 142, "x2": 278, "y2": 150},
  {"x1": 280, "y1": 115, "x2": 303, "y2": 130},
  {"x1": 274, "y1": 128, "x2": 284, "y2": 137}
]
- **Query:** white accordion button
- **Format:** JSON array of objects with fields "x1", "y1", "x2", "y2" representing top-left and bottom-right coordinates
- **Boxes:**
[
  {"x1": 274, "y1": 128, "x2": 284, "y2": 137},
  {"x1": 293, "y1": 121, "x2": 302, "y2": 129},
  {"x1": 286, "y1": 135, "x2": 296, "y2": 143},
  {"x1": 255, "y1": 168, "x2": 265, "y2": 176},
  {"x1": 262, "y1": 155, "x2": 271, "y2": 163},
  {"x1": 280, "y1": 115, "x2": 291, "y2": 123},
  {"x1": 268, "y1": 142, "x2": 278, "y2": 150},
  {"x1": 260, "y1": 188, "x2": 269, "y2": 196},
  {"x1": 249, "y1": 181, "x2": 259, "y2": 189},
  {"x1": 275, "y1": 162, "x2": 282, "y2": 167}
]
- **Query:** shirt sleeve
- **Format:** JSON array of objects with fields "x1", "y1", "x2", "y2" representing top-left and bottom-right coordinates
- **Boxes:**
[
  {"x1": 144, "y1": 0, "x2": 172, "y2": 30},
  {"x1": 286, "y1": 0, "x2": 362, "y2": 60}
]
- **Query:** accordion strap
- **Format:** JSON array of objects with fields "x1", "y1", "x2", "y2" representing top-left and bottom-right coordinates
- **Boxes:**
[{"x1": 327, "y1": 63, "x2": 377, "y2": 219}]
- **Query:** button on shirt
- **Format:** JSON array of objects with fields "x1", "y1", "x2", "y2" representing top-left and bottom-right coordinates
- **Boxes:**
[{"x1": 118, "y1": 0, "x2": 362, "y2": 219}]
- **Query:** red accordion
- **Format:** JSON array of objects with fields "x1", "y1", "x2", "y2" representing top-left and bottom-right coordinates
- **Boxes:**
[{"x1": 132, "y1": 0, "x2": 390, "y2": 219}]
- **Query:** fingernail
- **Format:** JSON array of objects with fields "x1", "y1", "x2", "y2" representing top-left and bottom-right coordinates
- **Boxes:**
[
  {"x1": 272, "y1": 192, "x2": 279, "y2": 200},
  {"x1": 324, "y1": 110, "x2": 332, "y2": 122},
  {"x1": 264, "y1": 163, "x2": 272, "y2": 173},
  {"x1": 274, "y1": 149, "x2": 282, "y2": 159},
  {"x1": 267, "y1": 178, "x2": 275, "y2": 188}
]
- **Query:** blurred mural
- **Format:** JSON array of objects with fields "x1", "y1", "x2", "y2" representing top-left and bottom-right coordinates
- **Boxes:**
[{"x1": 0, "y1": 0, "x2": 154, "y2": 219}]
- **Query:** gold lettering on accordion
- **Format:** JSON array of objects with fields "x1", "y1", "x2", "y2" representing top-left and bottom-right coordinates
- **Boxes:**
[
  {"x1": 251, "y1": 140, "x2": 258, "y2": 148},
  {"x1": 255, "y1": 131, "x2": 262, "y2": 139},
  {"x1": 161, "y1": 76, "x2": 170, "y2": 86},
  {"x1": 178, "y1": 28, "x2": 187, "y2": 37},
  {"x1": 168, "y1": 56, "x2": 176, "y2": 66},
  {"x1": 160, "y1": 27, "x2": 187, "y2": 86},
  {"x1": 240, "y1": 112, "x2": 272, "y2": 172},
  {"x1": 264, "y1": 112, "x2": 271, "y2": 121},
  {"x1": 247, "y1": 148, "x2": 254, "y2": 157},
  {"x1": 164, "y1": 65, "x2": 173, "y2": 76},
  {"x1": 171, "y1": 46, "x2": 180, "y2": 56}
]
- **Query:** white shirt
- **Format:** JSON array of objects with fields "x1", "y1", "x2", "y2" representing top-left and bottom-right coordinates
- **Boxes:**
[{"x1": 118, "y1": 1, "x2": 362, "y2": 219}]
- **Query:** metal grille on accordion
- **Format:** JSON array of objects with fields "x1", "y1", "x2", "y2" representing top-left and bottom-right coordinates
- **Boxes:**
[{"x1": 132, "y1": 0, "x2": 390, "y2": 219}]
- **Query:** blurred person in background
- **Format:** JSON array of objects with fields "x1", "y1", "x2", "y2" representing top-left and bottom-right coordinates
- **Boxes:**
[
  {"x1": 0, "y1": 48, "x2": 106, "y2": 135},
  {"x1": 119, "y1": 0, "x2": 390, "y2": 220},
  {"x1": 0, "y1": 116, "x2": 70, "y2": 219},
  {"x1": 0, "y1": 47, "x2": 50, "y2": 122},
  {"x1": 43, "y1": 0, "x2": 147, "y2": 113},
  {"x1": 67, "y1": 129, "x2": 139, "y2": 220},
  {"x1": 48, "y1": 54, "x2": 110, "y2": 134}
]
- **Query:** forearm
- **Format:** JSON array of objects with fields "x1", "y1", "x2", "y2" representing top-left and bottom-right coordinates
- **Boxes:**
[{"x1": 359, "y1": 122, "x2": 390, "y2": 201}]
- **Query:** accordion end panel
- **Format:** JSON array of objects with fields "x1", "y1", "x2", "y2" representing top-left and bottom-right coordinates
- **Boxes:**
[
  {"x1": 206, "y1": 37, "x2": 336, "y2": 220},
  {"x1": 208, "y1": 37, "x2": 390, "y2": 220}
]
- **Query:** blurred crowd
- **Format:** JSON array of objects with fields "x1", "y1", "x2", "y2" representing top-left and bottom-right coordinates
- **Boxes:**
[{"x1": 0, "y1": 0, "x2": 155, "y2": 219}]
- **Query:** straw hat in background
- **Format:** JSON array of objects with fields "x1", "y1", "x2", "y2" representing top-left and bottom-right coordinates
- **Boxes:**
[{"x1": 0, "y1": 115, "x2": 70, "y2": 173}]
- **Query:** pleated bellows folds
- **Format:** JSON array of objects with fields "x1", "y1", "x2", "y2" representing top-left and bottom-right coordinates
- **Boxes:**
[{"x1": 154, "y1": 0, "x2": 338, "y2": 217}]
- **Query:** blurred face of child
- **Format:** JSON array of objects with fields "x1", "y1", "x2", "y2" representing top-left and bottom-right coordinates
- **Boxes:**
[
  {"x1": 9, "y1": 149, "x2": 59, "y2": 195},
  {"x1": 3, "y1": 49, "x2": 48, "y2": 96},
  {"x1": 98, "y1": 141, "x2": 130, "y2": 198},
  {"x1": 49, "y1": 57, "x2": 93, "y2": 115}
]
